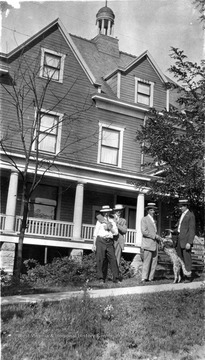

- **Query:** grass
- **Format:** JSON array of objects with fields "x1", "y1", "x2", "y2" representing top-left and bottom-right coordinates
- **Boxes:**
[
  {"x1": 1, "y1": 287, "x2": 205, "y2": 360},
  {"x1": 1, "y1": 266, "x2": 204, "y2": 297}
]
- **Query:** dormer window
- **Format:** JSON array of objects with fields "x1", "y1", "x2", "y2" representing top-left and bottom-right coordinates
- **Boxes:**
[
  {"x1": 40, "y1": 48, "x2": 65, "y2": 83},
  {"x1": 135, "y1": 78, "x2": 154, "y2": 107}
]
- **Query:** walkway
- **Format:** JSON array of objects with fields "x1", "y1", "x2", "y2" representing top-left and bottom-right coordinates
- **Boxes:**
[{"x1": 2, "y1": 280, "x2": 205, "y2": 306}]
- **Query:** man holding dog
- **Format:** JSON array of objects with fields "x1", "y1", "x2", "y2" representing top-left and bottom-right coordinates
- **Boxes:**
[
  {"x1": 174, "y1": 199, "x2": 195, "y2": 282},
  {"x1": 92, "y1": 205, "x2": 120, "y2": 283}
]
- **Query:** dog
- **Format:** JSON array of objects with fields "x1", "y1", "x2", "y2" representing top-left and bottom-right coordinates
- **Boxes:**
[{"x1": 158, "y1": 230, "x2": 191, "y2": 283}]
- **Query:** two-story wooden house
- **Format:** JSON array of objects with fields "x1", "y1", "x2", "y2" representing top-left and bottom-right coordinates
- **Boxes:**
[{"x1": 0, "y1": 5, "x2": 175, "y2": 272}]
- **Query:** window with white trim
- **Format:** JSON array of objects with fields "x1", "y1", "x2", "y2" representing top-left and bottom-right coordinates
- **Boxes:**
[
  {"x1": 40, "y1": 48, "x2": 65, "y2": 83},
  {"x1": 98, "y1": 123, "x2": 124, "y2": 167},
  {"x1": 135, "y1": 78, "x2": 154, "y2": 107},
  {"x1": 33, "y1": 110, "x2": 63, "y2": 154}
]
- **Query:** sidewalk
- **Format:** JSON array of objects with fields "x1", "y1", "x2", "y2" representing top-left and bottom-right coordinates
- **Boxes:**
[{"x1": 2, "y1": 280, "x2": 205, "y2": 306}]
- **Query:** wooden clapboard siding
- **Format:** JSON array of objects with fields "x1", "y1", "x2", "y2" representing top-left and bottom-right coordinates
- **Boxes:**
[
  {"x1": 91, "y1": 106, "x2": 143, "y2": 172},
  {"x1": 1, "y1": 25, "x2": 159, "y2": 179},
  {"x1": 120, "y1": 58, "x2": 166, "y2": 111},
  {"x1": 122, "y1": 116, "x2": 144, "y2": 172},
  {"x1": 1, "y1": 26, "x2": 99, "y2": 165},
  {"x1": 107, "y1": 73, "x2": 118, "y2": 95}
]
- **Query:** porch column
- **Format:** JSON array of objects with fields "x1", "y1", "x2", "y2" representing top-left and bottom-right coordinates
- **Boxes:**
[
  {"x1": 5, "y1": 170, "x2": 18, "y2": 232},
  {"x1": 70, "y1": 182, "x2": 85, "y2": 262},
  {"x1": 135, "y1": 193, "x2": 145, "y2": 247},
  {"x1": 130, "y1": 192, "x2": 145, "y2": 277}
]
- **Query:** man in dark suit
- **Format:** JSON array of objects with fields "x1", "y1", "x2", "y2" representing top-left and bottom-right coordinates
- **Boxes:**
[
  {"x1": 175, "y1": 199, "x2": 195, "y2": 282},
  {"x1": 141, "y1": 202, "x2": 161, "y2": 283}
]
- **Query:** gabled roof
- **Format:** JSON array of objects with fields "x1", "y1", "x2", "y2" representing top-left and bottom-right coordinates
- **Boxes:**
[
  {"x1": 0, "y1": 18, "x2": 101, "y2": 87},
  {"x1": 70, "y1": 33, "x2": 136, "y2": 94},
  {"x1": 103, "y1": 50, "x2": 168, "y2": 83},
  {"x1": 1, "y1": 18, "x2": 169, "y2": 95}
]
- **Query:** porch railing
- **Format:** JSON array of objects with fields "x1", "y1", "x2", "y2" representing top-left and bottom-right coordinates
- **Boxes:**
[
  {"x1": 81, "y1": 224, "x2": 95, "y2": 240},
  {"x1": 15, "y1": 216, "x2": 74, "y2": 238},
  {"x1": 81, "y1": 224, "x2": 137, "y2": 245},
  {"x1": 0, "y1": 214, "x2": 138, "y2": 246},
  {"x1": 125, "y1": 229, "x2": 137, "y2": 245}
]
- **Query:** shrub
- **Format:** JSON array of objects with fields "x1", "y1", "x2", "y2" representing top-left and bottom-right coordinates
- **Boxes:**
[
  {"x1": 0, "y1": 269, "x2": 11, "y2": 285},
  {"x1": 119, "y1": 257, "x2": 135, "y2": 279},
  {"x1": 21, "y1": 256, "x2": 85, "y2": 286},
  {"x1": 20, "y1": 252, "x2": 134, "y2": 287}
]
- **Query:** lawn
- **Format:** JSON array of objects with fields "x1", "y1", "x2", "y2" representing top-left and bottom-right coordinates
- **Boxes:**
[
  {"x1": 1, "y1": 287, "x2": 205, "y2": 360},
  {"x1": 1, "y1": 254, "x2": 205, "y2": 359},
  {"x1": 1, "y1": 253, "x2": 204, "y2": 297}
]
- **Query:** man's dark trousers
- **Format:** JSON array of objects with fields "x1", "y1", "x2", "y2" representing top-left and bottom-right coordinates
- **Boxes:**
[
  {"x1": 176, "y1": 239, "x2": 192, "y2": 272},
  {"x1": 96, "y1": 236, "x2": 119, "y2": 281}
]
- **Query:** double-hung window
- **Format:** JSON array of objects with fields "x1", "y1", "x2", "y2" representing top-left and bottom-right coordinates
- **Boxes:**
[
  {"x1": 40, "y1": 48, "x2": 65, "y2": 83},
  {"x1": 135, "y1": 78, "x2": 154, "y2": 107},
  {"x1": 33, "y1": 110, "x2": 63, "y2": 155},
  {"x1": 98, "y1": 123, "x2": 124, "y2": 167}
]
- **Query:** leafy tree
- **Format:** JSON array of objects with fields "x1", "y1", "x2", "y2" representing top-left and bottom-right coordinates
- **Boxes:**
[
  {"x1": 193, "y1": 0, "x2": 205, "y2": 26},
  {"x1": 1, "y1": 50, "x2": 96, "y2": 281},
  {"x1": 136, "y1": 47, "x2": 204, "y2": 233}
]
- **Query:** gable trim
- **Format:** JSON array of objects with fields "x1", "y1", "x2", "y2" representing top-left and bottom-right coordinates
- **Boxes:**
[
  {"x1": 58, "y1": 21, "x2": 102, "y2": 87},
  {"x1": 104, "y1": 50, "x2": 168, "y2": 84},
  {"x1": 1, "y1": 18, "x2": 102, "y2": 89}
]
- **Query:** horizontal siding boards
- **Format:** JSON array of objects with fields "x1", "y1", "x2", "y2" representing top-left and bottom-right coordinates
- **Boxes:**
[
  {"x1": 107, "y1": 73, "x2": 117, "y2": 95},
  {"x1": 94, "y1": 107, "x2": 143, "y2": 172},
  {"x1": 2, "y1": 28, "x2": 153, "y2": 186},
  {"x1": 123, "y1": 117, "x2": 144, "y2": 172},
  {"x1": 1, "y1": 27, "x2": 97, "y2": 160},
  {"x1": 120, "y1": 58, "x2": 167, "y2": 111},
  {"x1": 59, "y1": 105, "x2": 99, "y2": 165}
]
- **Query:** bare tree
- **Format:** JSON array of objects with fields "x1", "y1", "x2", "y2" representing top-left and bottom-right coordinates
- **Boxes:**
[{"x1": 1, "y1": 49, "x2": 97, "y2": 280}]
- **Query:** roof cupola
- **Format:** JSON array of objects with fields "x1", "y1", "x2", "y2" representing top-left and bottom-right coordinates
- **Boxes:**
[{"x1": 96, "y1": 1, "x2": 115, "y2": 36}]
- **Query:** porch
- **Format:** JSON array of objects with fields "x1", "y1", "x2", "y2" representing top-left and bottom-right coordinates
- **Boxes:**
[{"x1": 0, "y1": 214, "x2": 140, "y2": 253}]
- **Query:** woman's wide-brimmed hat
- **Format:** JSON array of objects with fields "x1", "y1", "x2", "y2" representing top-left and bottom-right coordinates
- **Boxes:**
[
  {"x1": 100, "y1": 205, "x2": 113, "y2": 213},
  {"x1": 146, "y1": 202, "x2": 158, "y2": 210},
  {"x1": 113, "y1": 204, "x2": 124, "y2": 211}
]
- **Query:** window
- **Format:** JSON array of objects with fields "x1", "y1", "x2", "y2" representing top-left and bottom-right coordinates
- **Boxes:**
[
  {"x1": 135, "y1": 78, "x2": 154, "y2": 107},
  {"x1": 33, "y1": 110, "x2": 63, "y2": 154},
  {"x1": 98, "y1": 123, "x2": 124, "y2": 167},
  {"x1": 29, "y1": 185, "x2": 57, "y2": 219},
  {"x1": 40, "y1": 48, "x2": 65, "y2": 83}
]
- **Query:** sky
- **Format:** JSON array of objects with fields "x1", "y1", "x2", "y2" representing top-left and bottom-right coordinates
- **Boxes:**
[{"x1": 0, "y1": 0, "x2": 204, "y2": 77}]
